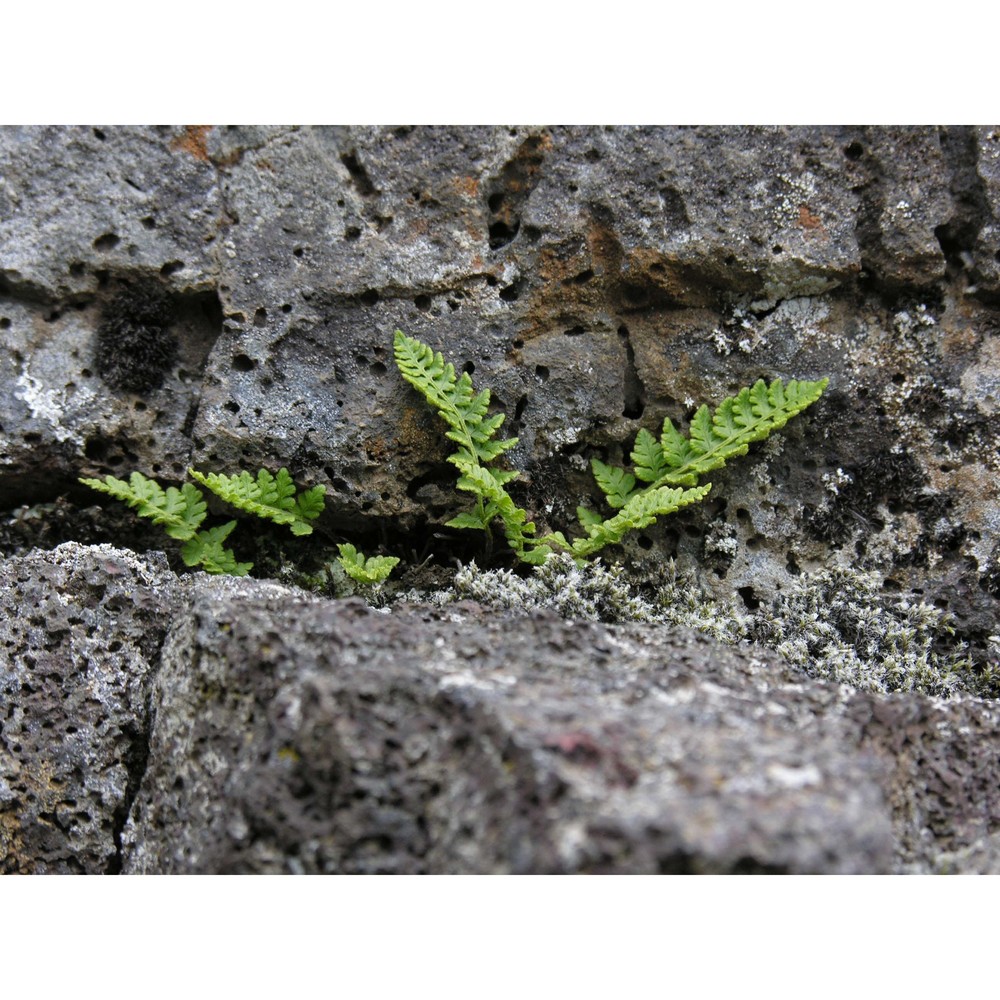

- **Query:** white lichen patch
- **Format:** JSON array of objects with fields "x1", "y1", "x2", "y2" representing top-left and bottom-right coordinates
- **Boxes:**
[
  {"x1": 14, "y1": 368, "x2": 91, "y2": 445},
  {"x1": 438, "y1": 556, "x2": 990, "y2": 700},
  {"x1": 821, "y1": 467, "x2": 853, "y2": 498},
  {"x1": 704, "y1": 521, "x2": 739, "y2": 558},
  {"x1": 766, "y1": 762, "x2": 823, "y2": 790},
  {"x1": 543, "y1": 424, "x2": 585, "y2": 453},
  {"x1": 711, "y1": 329, "x2": 733, "y2": 356}
]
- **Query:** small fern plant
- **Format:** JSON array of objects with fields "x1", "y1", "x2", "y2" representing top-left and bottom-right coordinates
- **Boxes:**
[
  {"x1": 80, "y1": 466, "x2": 327, "y2": 576},
  {"x1": 336, "y1": 543, "x2": 400, "y2": 585},
  {"x1": 394, "y1": 330, "x2": 828, "y2": 565},
  {"x1": 542, "y1": 375, "x2": 829, "y2": 560}
]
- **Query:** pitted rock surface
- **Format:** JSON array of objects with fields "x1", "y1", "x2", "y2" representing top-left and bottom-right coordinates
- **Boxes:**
[
  {"x1": 121, "y1": 579, "x2": 895, "y2": 874},
  {"x1": 0, "y1": 543, "x2": 180, "y2": 872},
  {"x1": 3, "y1": 543, "x2": 998, "y2": 874},
  {"x1": 1, "y1": 126, "x2": 997, "y2": 666}
]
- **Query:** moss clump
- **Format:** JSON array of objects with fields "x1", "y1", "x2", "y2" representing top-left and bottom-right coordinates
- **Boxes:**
[
  {"x1": 454, "y1": 555, "x2": 656, "y2": 623},
  {"x1": 750, "y1": 567, "x2": 979, "y2": 698},
  {"x1": 446, "y1": 556, "x2": 992, "y2": 699}
]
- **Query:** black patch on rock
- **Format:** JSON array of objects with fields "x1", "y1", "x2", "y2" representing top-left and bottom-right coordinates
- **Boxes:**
[
  {"x1": 808, "y1": 449, "x2": 927, "y2": 548},
  {"x1": 95, "y1": 283, "x2": 178, "y2": 392}
]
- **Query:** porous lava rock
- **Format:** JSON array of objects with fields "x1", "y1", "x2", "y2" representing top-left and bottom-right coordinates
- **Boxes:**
[
  {"x1": 0, "y1": 543, "x2": 180, "y2": 872},
  {"x1": 1, "y1": 126, "x2": 997, "y2": 667},
  {"x1": 3, "y1": 543, "x2": 998, "y2": 874}
]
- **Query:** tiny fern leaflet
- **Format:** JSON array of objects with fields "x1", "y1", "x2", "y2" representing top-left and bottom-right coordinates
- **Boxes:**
[
  {"x1": 336, "y1": 543, "x2": 400, "y2": 585},
  {"x1": 181, "y1": 521, "x2": 253, "y2": 576}
]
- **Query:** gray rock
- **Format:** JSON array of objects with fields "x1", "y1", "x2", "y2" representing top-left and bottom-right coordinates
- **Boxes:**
[
  {"x1": 0, "y1": 125, "x2": 220, "y2": 300},
  {"x1": 3, "y1": 542, "x2": 997, "y2": 874},
  {"x1": 121, "y1": 576, "x2": 895, "y2": 874},
  {"x1": 972, "y1": 126, "x2": 1000, "y2": 295},
  {"x1": 849, "y1": 692, "x2": 1000, "y2": 872},
  {"x1": 0, "y1": 542, "x2": 180, "y2": 873}
]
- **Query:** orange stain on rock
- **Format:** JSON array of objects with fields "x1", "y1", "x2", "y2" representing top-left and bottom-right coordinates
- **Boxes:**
[
  {"x1": 798, "y1": 204, "x2": 824, "y2": 230},
  {"x1": 451, "y1": 176, "x2": 479, "y2": 198},
  {"x1": 170, "y1": 126, "x2": 213, "y2": 161}
]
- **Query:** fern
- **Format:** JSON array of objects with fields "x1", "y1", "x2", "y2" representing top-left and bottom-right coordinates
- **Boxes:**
[
  {"x1": 572, "y1": 377, "x2": 827, "y2": 558},
  {"x1": 395, "y1": 330, "x2": 828, "y2": 566},
  {"x1": 79, "y1": 471, "x2": 250, "y2": 575},
  {"x1": 336, "y1": 543, "x2": 399, "y2": 585},
  {"x1": 592, "y1": 377, "x2": 829, "y2": 501},
  {"x1": 81, "y1": 466, "x2": 327, "y2": 576},
  {"x1": 189, "y1": 467, "x2": 325, "y2": 536},
  {"x1": 394, "y1": 330, "x2": 547, "y2": 564},
  {"x1": 181, "y1": 521, "x2": 253, "y2": 576}
]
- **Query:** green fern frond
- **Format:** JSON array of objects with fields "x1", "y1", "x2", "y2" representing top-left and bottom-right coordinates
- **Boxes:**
[
  {"x1": 540, "y1": 484, "x2": 712, "y2": 561},
  {"x1": 80, "y1": 472, "x2": 248, "y2": 575},
  {"x1": 80, "y1": 472, "x2": 207, "y2": 540},
  {"x1": 394, "y1": 330, "x2": 537, "y2": 559},
  {"x1": 593, "y1": 376, "x2": 828, "y2": 505},
  {"x1": 394, "y1": 330, "x2": 519, "y2": 469},
  {"x1": 189, "y1": 467, "x2": 325, "y2": 536},
  {"x1": 659, "y1": 377, "x2": 828, "y2": 484},
  {"x1": 336, "y1": 543, "x2": 399, "y2": 585},
  {"x1": 570, "y1": 485, "x2": 712, "y2": 559}
]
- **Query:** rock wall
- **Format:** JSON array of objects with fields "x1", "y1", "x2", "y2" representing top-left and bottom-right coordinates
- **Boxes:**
[
  {"x1": 2, "y1": 126, "x2": 999, "y2": 872},
  {"x1": 3, "y1": 126, "x2": 998, "y2": 638}
]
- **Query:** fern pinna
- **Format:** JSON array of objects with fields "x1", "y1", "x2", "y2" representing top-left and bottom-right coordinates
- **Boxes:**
[
  {"x1": 394, "y1": 330, "x2": 827, "y2": 565},
  {"x1": 79, "y1": 471, "x2": 253, "y2": 575},
  {"x1": 336, "y1": 543, "x2": 400, "y2": 585}
]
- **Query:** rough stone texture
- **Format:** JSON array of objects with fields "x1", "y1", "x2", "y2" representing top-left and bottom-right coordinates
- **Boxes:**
[
  {"x1": 122, "y1": 577, "x2": 897, "y2": 874},
  {"x1": 0, "y1": 543, "x2": 180, "y2": 872},
  {"x1": 2, "y1": 543, "x2": 997, "y2": 874},
  {"x1": 1, "y1": 125, "x2": 997, "y2": 667},
  {"x1": 966, "y1": 127, "x2": 1000, "y2": 295},
  {"x1": 2, "y1": 544, "x2": 996, "y2": 874},
  {"x1": 849, "y1": 692, "x2": 1000, "y2": 870}
]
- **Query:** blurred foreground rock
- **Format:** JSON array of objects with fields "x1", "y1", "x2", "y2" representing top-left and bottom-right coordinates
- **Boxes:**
[{"x1": 3, "y1": 542, "x2": 998, "y2": 874}]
